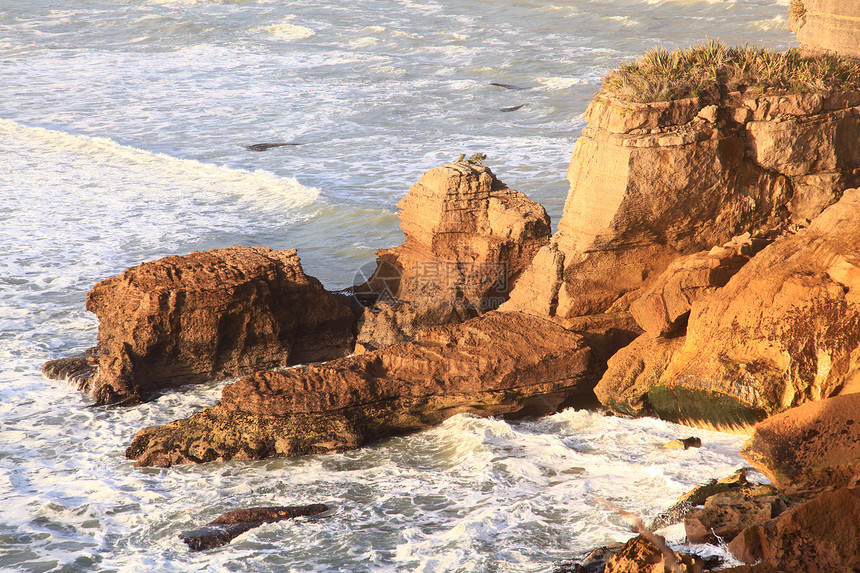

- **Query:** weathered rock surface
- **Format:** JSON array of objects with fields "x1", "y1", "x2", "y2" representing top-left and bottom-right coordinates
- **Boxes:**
[
  {"x1": 603, "y1": 534, "x2": 703, "y2": 573},
  {"x1": 126, "y1": 311, "x2": 592, "y2": 467},
  {"x1": 727, "y1": 487, "x2": 860, "y2": 571},
  {"x1": 355, "y1": 163, "x2": 551, "y2": 347},
  {"x1": 42, "y1": 347, "x2": 98, "y2": 395},
  {"x1": 504, "y1": 90, "x2": 860, "y2": 321},
  {"x1": 179, "y1": 504, "x2": 328, "y2": 551},
  {"x1": 594, "y1": 334, "x2": 684, "y2": 418},
  {"x1": 648, "y1": 188, "x2": 860, "y2": 426},
  {"x1": 741, "y1": 393, "x2": 860, "y2": 491},
  {"x1": 684, "y1": 483, "x2": 787, "y2": 545},
  {"x1": 629, "y1": 233, "x2": 772, "y2": 337},
  {"x1": 83, "y1": 247, "x2": 356, "y2": 405},
  {"x1": 791, "y1": 0, "x2": 860, "y2": 58},
  {"x1": 598, "y1": 188, "x2": 860, "y2": 428}
]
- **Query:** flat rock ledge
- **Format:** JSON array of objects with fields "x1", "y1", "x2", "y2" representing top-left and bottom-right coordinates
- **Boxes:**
[{"x1": 126, "y1": 311, "x2": 592, "y2": 467}]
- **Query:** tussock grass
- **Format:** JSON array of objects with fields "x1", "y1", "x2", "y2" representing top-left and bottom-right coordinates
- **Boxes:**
[
  {"x1": 789, "y1": 0, "x2": 807, "y2": 19},
  {"x1": 602, "y1": 39, "x2": 860, "y2": 103}
]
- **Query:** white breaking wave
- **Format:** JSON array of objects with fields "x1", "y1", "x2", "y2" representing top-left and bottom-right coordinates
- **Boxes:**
[{"x1": 0, "y1": 118, "x2": 320, "y2": 212}]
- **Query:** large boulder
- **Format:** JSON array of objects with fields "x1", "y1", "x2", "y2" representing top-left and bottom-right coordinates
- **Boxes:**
[
  {"x1": 741, "y1": 393, "x2": 860, "y2": 491},
  {"x1": 503, "y1": 90, "x2": 860, "y2": 321},
  {"x1": 355, "y1": 162, "x2": 551, "y2": 349},
  {"x1": 82, "y1": 247, "x2": 356, "y2": 405},
  {"x1": 791, "y1": 0, "x2": 860, "y2": 58},
  {"x1": 598, "y1": 189, "x2": 860, "y2": 428},
  {"x1": 649, "y1": 188, "x2": 860, "y2": 426},
  {"x1": 727, "y1": 487, "x2": 860, "y2": 571},
  {"x1": 125, "y1": 311, "x2": 592, "y2": 467}
]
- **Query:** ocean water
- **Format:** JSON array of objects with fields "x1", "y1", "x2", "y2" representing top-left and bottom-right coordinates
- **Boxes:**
[{"x1": 0, "y1": 1, "x2": 794, "y2": 571}]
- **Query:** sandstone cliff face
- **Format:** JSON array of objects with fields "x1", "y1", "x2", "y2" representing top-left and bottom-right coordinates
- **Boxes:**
[
  {"x1": 742, "y1": 393, "x2": 860, "y2": 491},
  {"x1": 85, "y1": 247, "x2": 356, "y2": 405},
  {"x1": 125, "y1": 311, "x2": 591, "y2": 467},
  {"x1": 504, "y1": 90, "x2": 860, "y2": 320},
  {"x1": 356, "y1": 163, "x2": 550, "y2": 349},
  {"x1": 598, "y1": 189, "x2": 860, "y2": 428},
  {"x1": 791, "y1": 0, "x2": 860, "y2": 58}
]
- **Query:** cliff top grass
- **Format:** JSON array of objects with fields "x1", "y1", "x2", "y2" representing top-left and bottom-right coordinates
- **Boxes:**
[{"x1": 601, "y1": 40, "x2": 860, "y2": 103}]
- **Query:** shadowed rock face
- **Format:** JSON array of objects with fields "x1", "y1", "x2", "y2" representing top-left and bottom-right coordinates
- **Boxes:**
[
  {"x1": 791, "y1": 0, "x2": 860, "y2": 58},
  {"x1": 83, "y1": 247, "x2": 356, "y2": 405},
  {"x1": 504, "y1": 90, "x2": 860, "y2": 321},
  {"x1": 125, "y1": 311, "x2": 592, "y2": 467}
]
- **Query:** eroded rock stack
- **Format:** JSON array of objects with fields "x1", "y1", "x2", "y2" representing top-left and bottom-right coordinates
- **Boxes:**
[
  {"x1": 82, "y1": 246, "x2": 356, "y2": 404},
  {"x1": 355, "y1": 162, "x2": 551, "y2": 350},
  {"x1": 791, "y1": 0, "x2": 860, "y2": 58},
  {"x1": 504, "y1": 90, "x2": 860, "y2": 321}
]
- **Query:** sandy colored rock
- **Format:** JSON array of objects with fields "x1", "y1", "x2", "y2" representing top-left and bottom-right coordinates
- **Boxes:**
[
  {"x1": 647, "y1": 189, "x2": 860, "y2": 428},
  {"x1": 791, "y1": 0, "x2": 860, "y2": 58},
  {"x1": 741, "y1": 393, "x2": 860, "y2": 491},
  {"x1": 727, "y1": 487, "x2": 860, "y2": 571},
  {"x1": 684, "y1": 484, "x2": 786, "y2": 545},
  {"x1": 603, "y1": 534, "x2": 703, "y2": 573},
  {"x1": 84, "y1": 247, "x2": 356, "y2": 405},
  {"x1": 356, "y1": 163, "x2": 550, "y2": 342},
  {"x1": 125, "y1": 311, "x2": 592, "y2": 467},
  {"x1": 629, "y1": 233, "x2": 771, "y2": 337},
  {"x1": 503, "y1": 91, "x2": 860, "y2": 321},
  {"x1": 593, "y1": 334, "x2": 684, "y2": 418}
]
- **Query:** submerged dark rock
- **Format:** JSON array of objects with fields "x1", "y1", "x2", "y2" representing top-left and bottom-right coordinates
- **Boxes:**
[
  {"x1": 179, "y1": 504, "x2": 329, "y2": 551},
  {"x1": 246, "y1": 142, "x2": 302, "y2": 151},
  {"x1": 42, "y1": 347, "x2": 98, "y2": 394},
  {"x1": 500, "y1": 104, "x2": 527, "y2": 112}
]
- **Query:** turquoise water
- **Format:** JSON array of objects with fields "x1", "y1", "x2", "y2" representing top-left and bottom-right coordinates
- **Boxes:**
[{"x1": 0, "y1": 1, "x2": 792, "y2": 571}]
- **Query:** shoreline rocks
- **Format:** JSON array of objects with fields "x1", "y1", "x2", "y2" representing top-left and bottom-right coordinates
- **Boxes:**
[
  {"x1": 80, "y1": 247, "x2": 356, "y2": 405},
  {"x1": 126, "y1": 311, "x2": 592, "y2": 467},
  {"x1": 179, "y1": 504, "x2": 329, "y2": 551}
]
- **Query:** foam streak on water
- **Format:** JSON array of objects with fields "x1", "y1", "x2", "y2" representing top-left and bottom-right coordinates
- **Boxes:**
[{"x1": 1, "y1": 0, "x2": 792, "y2": 571}]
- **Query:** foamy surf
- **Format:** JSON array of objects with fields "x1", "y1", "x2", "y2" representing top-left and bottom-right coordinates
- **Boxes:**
[{"x1": 0, "y1": 118, "x2": 320, "y2": 212}]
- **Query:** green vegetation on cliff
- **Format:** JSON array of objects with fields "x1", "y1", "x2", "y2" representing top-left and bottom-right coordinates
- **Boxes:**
[{"x1": 602, "y1": 40, "x2": 860, "y2": 103}]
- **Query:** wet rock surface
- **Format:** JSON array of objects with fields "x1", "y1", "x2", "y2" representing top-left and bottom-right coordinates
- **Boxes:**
[{"x1": 179, "y1": 504, "x2": 329, "y2": 551}]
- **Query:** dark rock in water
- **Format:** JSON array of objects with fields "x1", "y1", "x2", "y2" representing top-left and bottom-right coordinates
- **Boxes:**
[
  {"x1": 553, "y1": 543, "x2": 625, "y2": 573},
  {"x1": 246, "y1": 143, "x2": 302, "y2": 152},
  {"x1": 500, "y1": 104, "x2": 526, "y2": 112},
  {"x1": 43, "y1": 347, "x2": 98, "y2": 394},
  {"x1": 663, "y1": 436, "x2": 702, "y2": 449},
  {"x1": 684, "y1": 483, "x2": 787, "y2": 545},
  {"x1": 489, "y1": 82, "x2": 529, "y2": 90},
  {"x1": 179, "y1": 504, "x2": 329, "y2": 551}
]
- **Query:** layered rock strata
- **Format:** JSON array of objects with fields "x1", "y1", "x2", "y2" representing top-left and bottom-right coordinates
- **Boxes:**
[
  {"x1": 597, "y1": 189, "x2": 860, "y2": 427},
  {"x1": 355, "y1": 163, "x2": 550, "y2": 349},
  {"x1": 504, "y1": 90, "x2": 860, "y2": 321},
  {"x1": 83, "y1": 247, "x2": 356, "y2": 405},
  {"x1": 741, "y1": 392, "x2": 860, "y2": 491},
  {"x1": 126, "y1": 311, "x2": 591, "y2": 467},
  {"x1": 791, "y1": 0, "x2": 860, "y2": 58}
]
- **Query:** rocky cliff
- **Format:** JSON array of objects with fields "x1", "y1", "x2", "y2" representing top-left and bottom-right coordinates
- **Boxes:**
[
  {"x1": 503, "y1": 89, "x2": 860, "y2": 320},
  {"x1": 791, "y1": 0, "x2": 860, "y2": 58}
]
